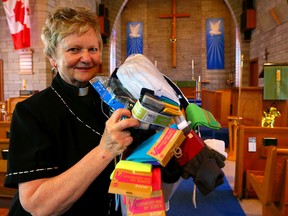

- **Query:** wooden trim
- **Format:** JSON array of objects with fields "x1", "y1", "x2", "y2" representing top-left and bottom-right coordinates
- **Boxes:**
[
  {"x1": 0, "y1": 60, "x2": 3, "y2": 102},
  {"x1": 249, "y1": 58, "x2": 258, "y2": 86}
]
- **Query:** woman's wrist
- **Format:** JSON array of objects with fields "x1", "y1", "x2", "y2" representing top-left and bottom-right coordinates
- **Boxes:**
[{"x1": 95, "y1": 144, "x2": 115, "y2": 161}]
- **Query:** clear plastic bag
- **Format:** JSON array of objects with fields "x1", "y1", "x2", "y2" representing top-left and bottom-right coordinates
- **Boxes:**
[{"x1": 90, "y1": 76, "x2": 136, "y2": 113}]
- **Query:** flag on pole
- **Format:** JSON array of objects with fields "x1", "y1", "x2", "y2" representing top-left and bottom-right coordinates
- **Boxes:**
[{"x1": 2, "y1": 0, "x2": 31, "y2": 50}]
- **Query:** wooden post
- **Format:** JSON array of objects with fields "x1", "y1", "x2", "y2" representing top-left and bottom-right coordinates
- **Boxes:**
[{"x1": 159, "y1": 0, "x2": 190, "y2": 68}]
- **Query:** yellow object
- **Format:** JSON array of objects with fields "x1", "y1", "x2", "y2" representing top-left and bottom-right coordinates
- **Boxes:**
[
  {"x1": 147, "y1": 127, "x2": 185, "y2": 167},
  {"x1": 162, "y1": 107, "x2": 182, "y2": 116},
  {"x1": 162, "y1": 101, "x2": 179, "y2": 110},
  {"x1": 261, "y1": 107, "x2": 281, "y2": 128},
  {"x1": 110, "y1": 160, "x2": 151, "y2": 179},
  {"x1": 115, "y1": 160, "x2": 151, "y2": 172},
  {"x1": 109, "y1": 161, "x2": 153, "y2": 198}
]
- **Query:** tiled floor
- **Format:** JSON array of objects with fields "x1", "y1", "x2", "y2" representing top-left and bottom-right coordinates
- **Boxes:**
[{"x1": 223, "y1": 160, "x2": 262, "y2": 216}]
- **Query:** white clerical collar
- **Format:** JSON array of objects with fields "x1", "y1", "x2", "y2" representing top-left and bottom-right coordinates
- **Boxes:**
[{"x1": 78, "y1": 86, "x2": 89, "y2": 96}]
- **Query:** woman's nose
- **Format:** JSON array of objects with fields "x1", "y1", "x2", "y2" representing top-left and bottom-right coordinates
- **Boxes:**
[{"x1": 80, "y1": 50, "x2": 92, "y2": 62}]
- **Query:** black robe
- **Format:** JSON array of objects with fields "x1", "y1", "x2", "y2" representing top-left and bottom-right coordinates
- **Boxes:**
[{"x1": 5, "y1": 73, "x2": 120, "y2": 215}]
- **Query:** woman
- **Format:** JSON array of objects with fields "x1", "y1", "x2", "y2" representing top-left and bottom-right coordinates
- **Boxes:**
[{"x1": 5, "y1": 7, "x2": 140, "y2": 215}]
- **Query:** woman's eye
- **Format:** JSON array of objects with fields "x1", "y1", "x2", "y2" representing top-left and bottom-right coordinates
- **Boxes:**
[
  {"x1": 68, "y1": 48, "x2": 80, "y2": 53},
  {"x1": 89, "y1": 48, "x2": 98, "y2": 53}
]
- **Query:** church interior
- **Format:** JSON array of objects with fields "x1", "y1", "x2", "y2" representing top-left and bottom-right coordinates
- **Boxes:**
[{"x1": 0, "y1": 0, "x2": 288, "y2": 215}]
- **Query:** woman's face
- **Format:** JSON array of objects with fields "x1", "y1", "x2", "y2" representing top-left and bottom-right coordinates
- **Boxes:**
[{"x1": 50, "y1": 28, "x2": 101, "y2": 87}]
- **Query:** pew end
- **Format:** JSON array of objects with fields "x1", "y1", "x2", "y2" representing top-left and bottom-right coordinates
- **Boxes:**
[
  {"x1": 246, "y1": 146, "x2": 288, "y2": 216},
  {"x1": 0, "y1": 159, "x2": 17, "y2": 209}
]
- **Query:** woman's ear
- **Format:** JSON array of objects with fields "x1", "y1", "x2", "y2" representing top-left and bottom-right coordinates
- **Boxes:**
[{"x1": 49, "y1": 58, "x2": 57, "y2": 67}]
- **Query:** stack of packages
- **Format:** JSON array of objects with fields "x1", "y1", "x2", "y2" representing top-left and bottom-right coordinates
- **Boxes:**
[{"x1": 90, "y1": 54, "x2": 227, "y2": 216}]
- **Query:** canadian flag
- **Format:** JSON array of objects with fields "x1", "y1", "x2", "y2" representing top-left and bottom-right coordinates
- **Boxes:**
[{"x1": 2, "y1": 0, "x2": 31, "y2": 50}]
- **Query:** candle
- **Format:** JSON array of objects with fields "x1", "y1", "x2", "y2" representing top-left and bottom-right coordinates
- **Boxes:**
[
  {"x1": 197, "y1": 76, "x2": 201, "y2": 99},
  {"x1": 191, "y1": 59, "x2": 195, "y2": 80},
  {"x1": 23, "y1": 79, "x2": 27, "y2": 90},
  {"x1": 154, "y1": 60, "x2": 157, "y2": 67}
]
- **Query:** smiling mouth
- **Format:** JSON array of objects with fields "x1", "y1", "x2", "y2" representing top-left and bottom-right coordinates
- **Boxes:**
[{"x1": 76, "y1": 67, "x2": 93, "y2": 71}]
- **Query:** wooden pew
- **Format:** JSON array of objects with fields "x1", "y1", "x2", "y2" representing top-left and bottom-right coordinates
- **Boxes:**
[
  {"x1": 6, "y1": 96, "x2": 29, "y2": 117},
  {"x1": 0, "y1": 208, "x2": 9, "y2": 215},
  {"x1": 0, "y1": 160, "x2": 17, "y2": 209},
  {"x1": 246, "y1": 147, "x2": 288, "y2": 216},
  {"x1": 0, "y1": 122, "x2": 10, "y2": 160},
  {"x1": 0, "y1": 123, "x2": 13, "y2": 211},
  {"x1": 0, "y1": 122, "x2": 10, "y2": 140},
  {"x1": 234, "y1": 126, "x2": 288, "y2": 199},
  {"x1": 201, "y1": 89, "x2": 231, "y2": 127}
]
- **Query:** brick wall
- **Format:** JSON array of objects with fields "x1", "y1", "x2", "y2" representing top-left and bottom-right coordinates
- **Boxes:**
[
  {"x1": 110, "y1": 0, "x2": 288, "y2": 90},
  {"x1": 1, "y1": 0, "x2": 288, "y2": 99},
  {"x1": 250, "y1": 0, "x2": 288, "y2": 67},
  {"x1": 120, "y1": 0, "x2": 235, "y2": 90}
]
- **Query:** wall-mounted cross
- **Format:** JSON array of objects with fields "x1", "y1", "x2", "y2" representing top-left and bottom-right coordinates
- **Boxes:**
[{"x1": 159, "y1": 0, "x2": 190, "y2": 68}]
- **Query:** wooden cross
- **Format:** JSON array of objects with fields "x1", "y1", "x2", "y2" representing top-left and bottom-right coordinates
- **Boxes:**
[{"x1": 159, "y1": 0, "x2": 190, "y2": 68}]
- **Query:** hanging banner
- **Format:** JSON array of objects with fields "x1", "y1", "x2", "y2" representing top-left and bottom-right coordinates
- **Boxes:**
[
  {"x1": 126, "y1": 22, "x2": 143, "y2": 57},
  {"x1": 206, "y1": 18, "x2": 224, "y2": 69},
  {"x1": 2, "y1": 0, "x2": 31, "y2": 50}
]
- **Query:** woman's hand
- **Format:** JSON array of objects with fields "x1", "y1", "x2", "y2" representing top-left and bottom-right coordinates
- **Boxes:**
[{"x1": 100, "y1": 108, "x2": 140, "y2": 157}]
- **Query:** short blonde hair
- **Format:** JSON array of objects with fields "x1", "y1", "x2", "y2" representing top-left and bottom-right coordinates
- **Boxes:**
[{"x1": 41, "y1": 7, "x2": 103, "y2": 58}]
